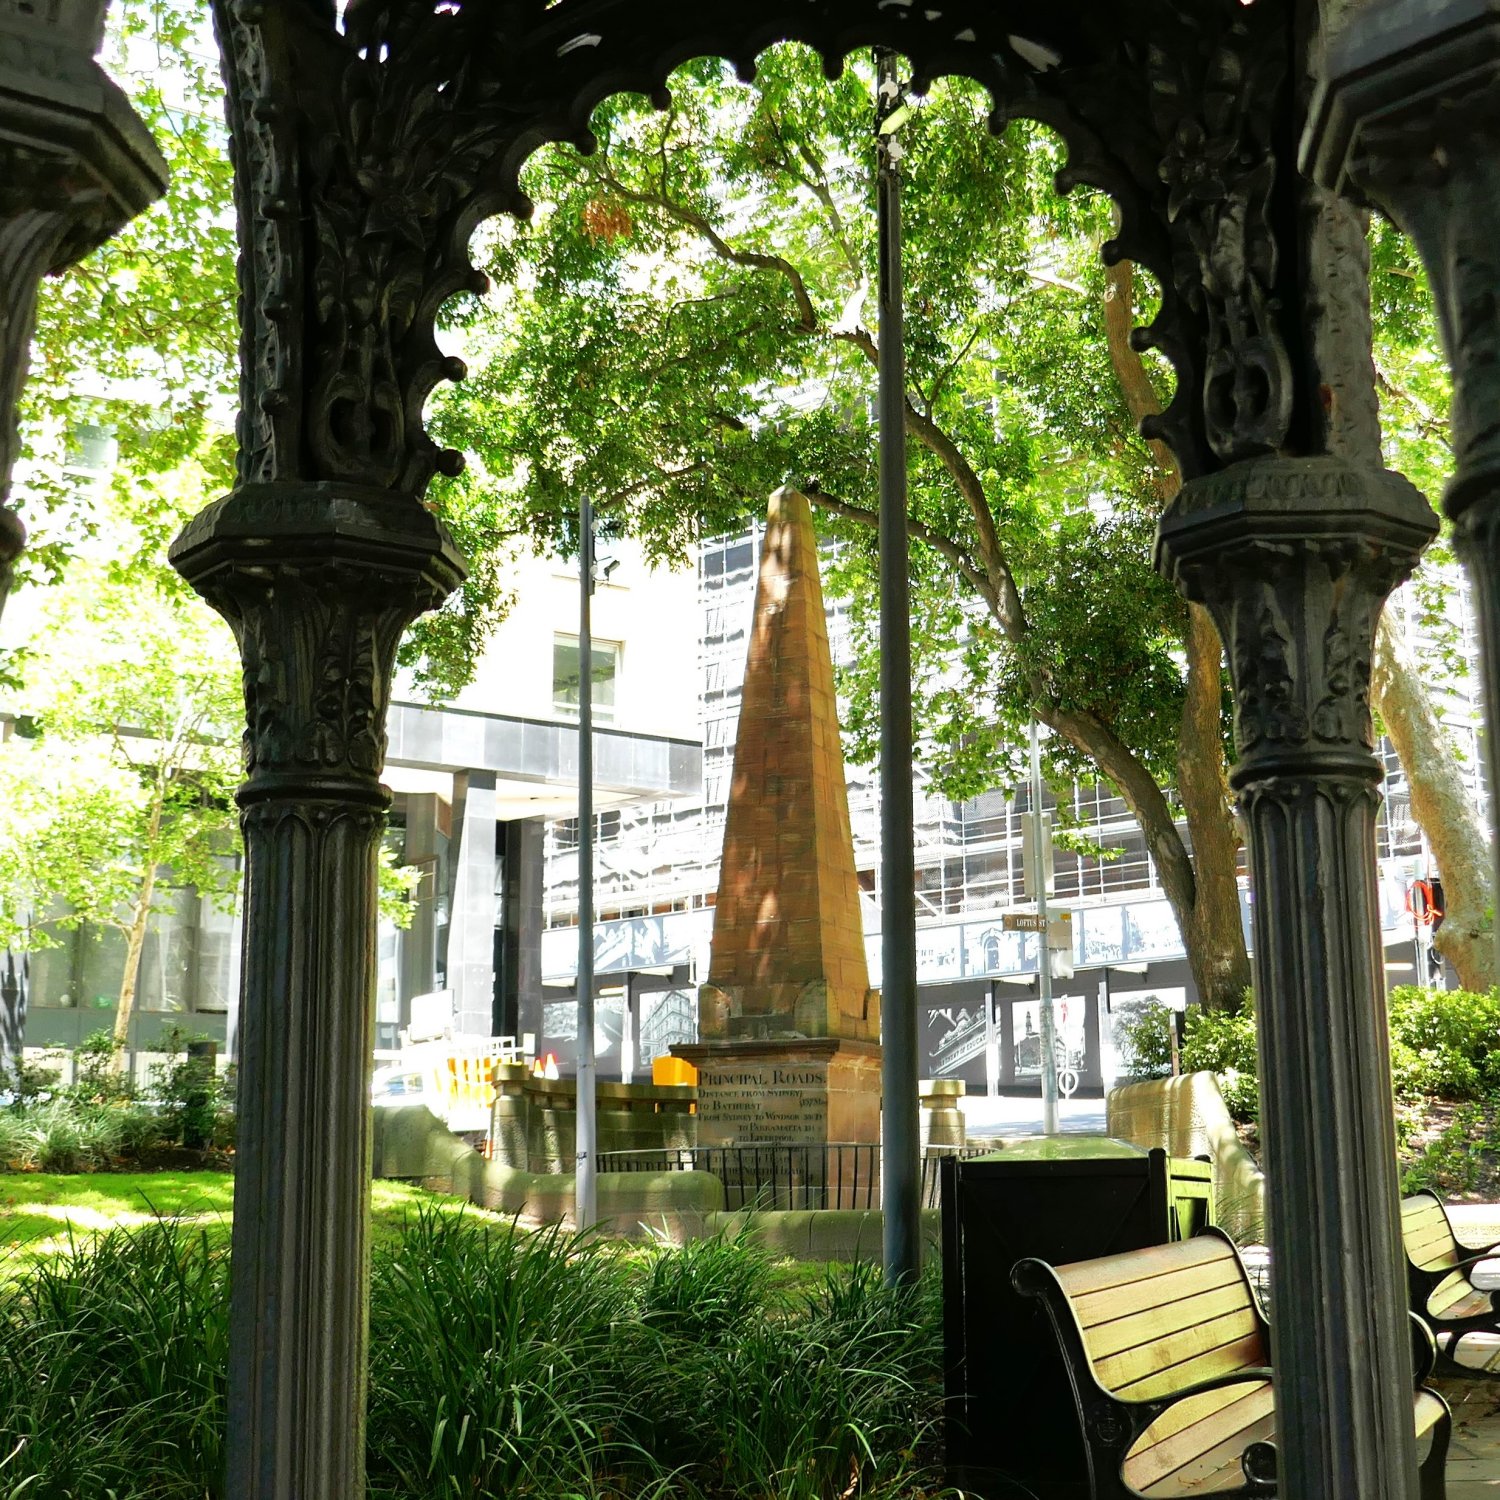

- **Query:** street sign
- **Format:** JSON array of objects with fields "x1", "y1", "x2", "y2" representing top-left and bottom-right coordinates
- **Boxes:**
[
  {"x1": 1021, "y1": 816, "x2": 1055, "y2": 898},
  {"x1": 1003, "y1": 913, "x2": 1048, "y2": 933}
]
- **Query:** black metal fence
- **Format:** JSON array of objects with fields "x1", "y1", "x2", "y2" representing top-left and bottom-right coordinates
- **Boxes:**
[{"x1": 597, "y1": 1142, "x2": 991, "y2": 1211}]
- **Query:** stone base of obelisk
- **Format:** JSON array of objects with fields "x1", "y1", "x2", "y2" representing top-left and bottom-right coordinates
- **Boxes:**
[{"x1": 672, "y1": 1037, "x2": 882, "y2": 1147}]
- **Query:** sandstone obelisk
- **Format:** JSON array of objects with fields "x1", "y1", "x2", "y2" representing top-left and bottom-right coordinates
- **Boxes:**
[{"x1": 675, "y1": 488, "x2": 881, "y2": 1146}]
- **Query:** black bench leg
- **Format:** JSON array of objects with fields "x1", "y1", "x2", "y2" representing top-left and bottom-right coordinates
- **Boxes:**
[{"x1": 1420, "y1": 1398, "x2": 1452, "y2": 1500}]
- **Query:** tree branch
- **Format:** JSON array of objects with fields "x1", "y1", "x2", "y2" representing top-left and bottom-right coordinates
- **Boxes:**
[
  {"x1": 790, "y1": 136, "x2": 864, "y2": 286},
  {"x1": 831, "y1": 325, "x2": 1028, "y2": 638},
  {"x1": 801, "y1": 484, "x2": 1000, "y2": 615},
  {"x1": 1102, "y1": 258, "x2": 1179, "y2": 500},
  {"x1": 590, "y1": 159, "x2": 819, "y2": 334},
  {"x1": 597, "y1": 460, "x2": 712, "y2": 513}
]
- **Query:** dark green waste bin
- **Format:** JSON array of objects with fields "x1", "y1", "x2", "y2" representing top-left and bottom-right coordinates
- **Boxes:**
[{"x1": 940, "y1": 1136, "x2": 1214, "y2": 1500}]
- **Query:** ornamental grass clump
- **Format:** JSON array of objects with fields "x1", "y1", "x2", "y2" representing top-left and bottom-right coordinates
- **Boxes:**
[
  {"x1": 366, "y1": 1210, "x2": 638, "y2": 1497},
  {"x1": 0, "y1": 1220, "x2": 229, "y2": 1498},
  {"x1": 0, "y1": 1206, "x2": 956, "y2": 1500}
]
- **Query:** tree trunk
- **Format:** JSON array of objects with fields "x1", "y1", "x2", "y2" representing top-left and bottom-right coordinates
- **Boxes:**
[
  {"x1": 110, "y1": 798, "x2": 163, "y2": 1072},
  {"x1": 0, "y1": 952, "x2": 23, "y2": 1085},
  {"x1": 1042, "y1": 699, "x2": 1241, "y2": 1010},
  {"x1": 1371, "y1": 611, "x2": 1495, "y2": 989},
  {"x1": 1177, "y1": 604, "x2": 1254, "y2": 1010},
  {"x1": 1103, "y1": 256, "x2": 1250, "y2": 1011}
]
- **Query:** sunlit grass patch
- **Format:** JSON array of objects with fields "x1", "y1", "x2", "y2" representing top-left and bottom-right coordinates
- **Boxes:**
[
  {"x1": 1, "y1": 1171, "x2": 236, "y2": 1268},
  {"x1": 0, "y1": 1172, "x2": 504, "y2": 1270}
]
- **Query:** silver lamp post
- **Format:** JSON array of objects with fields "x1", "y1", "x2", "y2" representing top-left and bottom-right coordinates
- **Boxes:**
[{"x1": 575, "y1": 494, "x2": 598, "y2": 1230}]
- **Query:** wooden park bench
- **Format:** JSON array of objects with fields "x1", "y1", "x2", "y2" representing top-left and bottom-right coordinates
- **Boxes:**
[
  {"x1": 1013, "y1": 1230, "x2": 1450, "y2": 1500},
  {"x1": 1403, "y1": 1190, "x2": 1500, "y2": 1375}
]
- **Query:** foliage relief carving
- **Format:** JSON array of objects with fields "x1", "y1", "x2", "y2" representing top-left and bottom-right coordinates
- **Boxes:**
[{"x1": 1145, "y1": 8, "x2": 1292, "y2": 465}]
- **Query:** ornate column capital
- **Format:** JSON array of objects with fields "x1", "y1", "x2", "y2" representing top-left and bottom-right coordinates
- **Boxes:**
[
  {"x1": 169, "y1": 483, "x2": 466, "y2": 806},
  {"x1": 1156, "y1": 456, "x2": 1438, "y2": 785}
]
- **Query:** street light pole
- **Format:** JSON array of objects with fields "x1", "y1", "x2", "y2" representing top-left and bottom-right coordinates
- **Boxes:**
[
  {"x1": 876, "y1": 47, "x2": 920, "y2": 1288},
  {"x1": 1029, "y1": 718, "x2": 1059, "y2": 1136},
  {"x1": 575, "y1": 495, "x2": 597, "y2": 1230}
]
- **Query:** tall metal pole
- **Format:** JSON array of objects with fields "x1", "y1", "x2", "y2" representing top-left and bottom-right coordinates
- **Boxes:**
[
  {"x1": 876, "y1": 49, "x2": 919, "y2": 1287},
  {"x1": 1029, "y1": 719, "x2": 1059, "y2": 1136},
  {"x1": 575, "y1": 496, "x2": 597, "y2": 1230}
]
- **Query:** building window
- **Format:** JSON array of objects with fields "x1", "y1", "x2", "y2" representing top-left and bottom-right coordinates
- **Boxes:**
[
  {"x1": 554, "y1": 810, "x2": 622, "y2": 851},
  {"x1": 553, "y1": 636, "x2": 619, "y2": 722}
]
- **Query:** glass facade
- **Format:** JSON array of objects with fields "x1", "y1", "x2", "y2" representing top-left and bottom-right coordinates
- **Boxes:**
[{"x1": 25, "y1": 872, "x2": 239, "y2": 1018}]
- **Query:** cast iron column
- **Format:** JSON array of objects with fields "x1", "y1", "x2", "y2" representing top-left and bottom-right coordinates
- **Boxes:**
[
  {"x1": 1158, "y1": 456, "x2": 1436, "y2": 1500},
  {"x1": 195, "y1": 0, "x2": 522, "y2": 1483},
  {"x1": 1306, "y1": 1, "x2": 1500, "y2": 978},
  {"x1": 172, "y1": 489, "x2": 463, "y2": 1498}
]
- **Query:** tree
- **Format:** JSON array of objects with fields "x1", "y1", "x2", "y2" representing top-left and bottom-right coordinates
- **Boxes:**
[
  {"x1": 17, "y1": 0, "x2": 493, "y2": 695},
  {"x1": 0, "y1": 559, "x2": 243, "y2": 1064},
  {"x1": 431, "y1": 49, "x2": 1256, "y2": 1009},
  {"x1": 1365, "y1": 220, "x2": 1494, "y2": 991}
]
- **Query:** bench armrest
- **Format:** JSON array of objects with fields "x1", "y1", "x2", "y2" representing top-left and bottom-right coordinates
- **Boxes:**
[
  {"x1": 1449, "y1": 1250, "x2": 1500, "y2": 1274},
  {"x1": 1411, "y1": 1311, "x2": 1438, "y2": 1385},
  {"x1": 1242, "y1": 1438, "x2": 1279, "y2": 1492},
  {"x1": 1455, "y1": 1240, "x2": 1500, "y2": 1260}
]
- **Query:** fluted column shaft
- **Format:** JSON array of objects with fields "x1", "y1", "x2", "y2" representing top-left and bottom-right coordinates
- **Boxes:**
[
  {"x1": 1158, "y1": 456, "x2": 1437, "y2": 1500},
  {"x1": 172, "y1": 485, "x2": 464, "y2": 1500}
]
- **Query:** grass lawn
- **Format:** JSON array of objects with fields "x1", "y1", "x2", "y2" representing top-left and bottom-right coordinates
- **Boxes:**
[{"x1": 0, "y1": 1172, "x2": 492, "y2": 1265}]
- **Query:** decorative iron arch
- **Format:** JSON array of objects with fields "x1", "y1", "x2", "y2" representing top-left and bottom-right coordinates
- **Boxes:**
[{"x1": 215, "y1": 0, "x2": 1297, "y2": 499}]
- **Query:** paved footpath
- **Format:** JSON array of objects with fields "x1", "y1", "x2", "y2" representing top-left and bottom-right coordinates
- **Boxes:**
[{"x1": 1447, "y1": 1381, "x2": 1500, "y2": 1498}]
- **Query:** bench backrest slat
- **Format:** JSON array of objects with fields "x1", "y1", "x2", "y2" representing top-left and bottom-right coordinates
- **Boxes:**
[
  {"x1": 1125, "y1": 1381, "x2": 1276, "y2": 1494},
  {"x1": 1428, "y1": 1272, "x2": 1477, "y2": 1316},
  {"x1": 1053, "y1": 1236, "x2": 1264, "y2": 1402},
  {"x1": 1401, "y1": 1193, "x2": 1460, "y2": 1272}
]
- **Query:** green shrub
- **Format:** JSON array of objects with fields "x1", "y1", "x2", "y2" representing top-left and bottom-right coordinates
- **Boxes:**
[
  {"x1": 1182, "y1": 1006, "x2": 1260, "y2": 1123},
  {"x1": 0, "y1": 1053, "x2": 60, "y2": 1106},
  {"x1": 0, "y1": 1108, "x2": 30, "y2": 1170},
  {"x1": 1118, "y1": 987, "x2": 1500, "y2": 1121},
  {"x1": 0, "y1": 1220, "x2": 229, "y2": 1497},
  {"x1": 1388, "y1": 986, "x2": 1500, "y2": 1101},
  {"x1": 1399, "y1": 1102, "x2": 1490, "y2": 1195},
  {"x1": 17, "y1": 1100, "x2": 164, "y2": 1172},
  {"x1": 637, "y1": 1226, "x2": 776, "y2": 1342},
  {"x1": 0, "y1": 1099, "x2": 163, "y2": 1172},
  {"x1": 148, "y1": 1026, "x2": 228, "y2": 1149},
  {"x1": 0, "y1": 1029, "x2": 234, "y2": 1173},
  {"x1": 66, "y1": 1028, "x2": 138, "y2": 1105}
]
